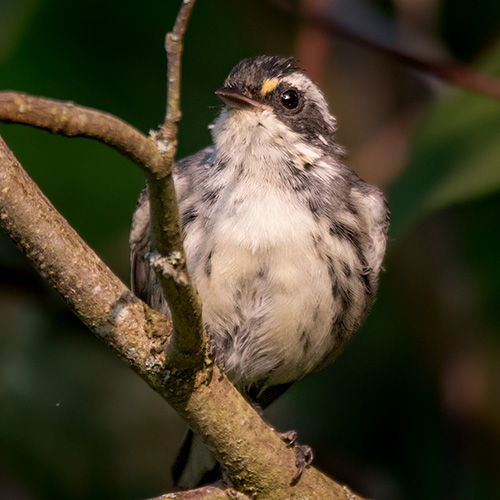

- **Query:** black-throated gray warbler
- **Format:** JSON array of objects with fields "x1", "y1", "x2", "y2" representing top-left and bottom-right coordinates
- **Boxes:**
[{"x1": 130, "y1": 55, "x2": 390, "y2": 488}]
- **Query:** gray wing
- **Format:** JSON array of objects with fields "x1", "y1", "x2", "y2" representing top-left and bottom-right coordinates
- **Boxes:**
[
  {"x1": 129, "y1": 146, "x2": 216, "y2": 310},
  {"x1": 311, "y1": 176, "x2": 389, "y2": 374},
  {"x1": 129, "y1": 186, "x2": 152, "y2": 303}
]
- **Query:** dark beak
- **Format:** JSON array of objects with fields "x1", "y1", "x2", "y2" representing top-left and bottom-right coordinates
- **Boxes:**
[{"x1": 215, "y1": 86, "x2": 263, "y2": 110}]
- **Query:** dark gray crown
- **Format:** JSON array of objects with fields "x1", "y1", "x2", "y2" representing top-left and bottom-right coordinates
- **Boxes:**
[{"x1": 224, "y1": 56, "x2": 300, "y2": 89}]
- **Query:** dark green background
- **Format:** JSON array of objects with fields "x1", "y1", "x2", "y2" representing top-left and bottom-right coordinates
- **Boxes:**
[{"x1": 1, "y1": 0, "x2": 500, "y2": 499}]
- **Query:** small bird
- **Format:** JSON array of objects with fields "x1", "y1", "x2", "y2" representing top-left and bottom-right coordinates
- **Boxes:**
[{"x1": 130, "y1": 56, "x2": 390, "y2": 488}]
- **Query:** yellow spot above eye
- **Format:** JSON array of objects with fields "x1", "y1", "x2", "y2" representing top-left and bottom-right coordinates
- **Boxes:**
[{"x1": 260, "y1": 78, "x2": 279, "y2": 95}]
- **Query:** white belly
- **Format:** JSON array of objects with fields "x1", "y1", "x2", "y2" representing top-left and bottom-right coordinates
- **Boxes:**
[{"x1": 183, "y1": 188, "x2": 337, "y2": 388}]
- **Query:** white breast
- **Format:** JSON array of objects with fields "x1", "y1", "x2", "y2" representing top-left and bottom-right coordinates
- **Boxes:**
[{"x1": 183, "y1": 177, "x2": 336, "y2": 388}]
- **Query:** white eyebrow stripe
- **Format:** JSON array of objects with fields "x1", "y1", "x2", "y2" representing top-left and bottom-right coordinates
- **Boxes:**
[{"x1": 281, "y1": 73, "x2": 337, "y2": 130}]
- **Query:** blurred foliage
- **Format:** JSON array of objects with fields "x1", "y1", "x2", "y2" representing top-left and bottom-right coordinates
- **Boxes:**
[
  {"x1": 441, "y1": 0, "x2": 500, "y2": 60},
  {"x1": 1, "y1": 1, "x2": 500, "y2": 499},
  {"x1": 389, "y1": 42, "x2": 500, "y2": 237}
]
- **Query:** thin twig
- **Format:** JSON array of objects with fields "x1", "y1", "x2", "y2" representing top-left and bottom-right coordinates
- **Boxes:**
[
  {"x1": 268, "y1": 0, "x2": 500, "y2": 101},
  {"x1": 0, "y1": 92, "x2": 164, "y2": 175},
  {"x1": 146, "y1": 0, "x2": 204, "y2": 369},
  {"x1": 165, "y1": 0, "x2": 198, "y2": 128},
  {"x1": 156, "y1": 0, "x2": 198, "y2": 160}
]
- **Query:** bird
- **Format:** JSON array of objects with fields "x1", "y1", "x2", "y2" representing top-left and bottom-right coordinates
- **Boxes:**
[{"x1": 129, "y1": 55, "x2": 390, "y2": 489}]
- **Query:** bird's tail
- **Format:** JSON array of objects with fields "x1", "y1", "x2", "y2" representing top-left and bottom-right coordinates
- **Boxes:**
[{"x1": 172, "y1": 429, "x2": 220, "y2": 489}]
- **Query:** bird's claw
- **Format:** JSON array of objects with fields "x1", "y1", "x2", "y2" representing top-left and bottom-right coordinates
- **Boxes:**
[
  {"x1": 279, "y1": 430, "x2": 298, "y2": 447},
  {"x1": 290, "y1": 443, "x2": 313, "y2": 485},
  {"x1": 279, "y1": 430, "x2": 313, "y2": 485}
]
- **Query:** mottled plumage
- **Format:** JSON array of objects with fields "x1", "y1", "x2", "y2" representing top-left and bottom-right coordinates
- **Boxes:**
[{"x1": 130, "y1": 56, "x2": 390, "y2": 488}]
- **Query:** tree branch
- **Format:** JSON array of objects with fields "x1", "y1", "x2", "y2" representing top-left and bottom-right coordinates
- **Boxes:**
[
  {"x1": 164, "y1": 0, "x2": 197, "y2": 129},
  {"x1": 145, "y1": 0, "x2": 204, "y2": 370},
  {"x1": 0, "y1": 134, "x2": 365, "y2": 499},
  {"x1": 146, "y1": 485, "x2": 250, "y2": 500},
  {"x1": 0, "y1": 134, "x2": 170, "y2": 378},
  {"x1": 268, "y1": 0, "x2": 500, "y2": 101},
  {"x1": 0, "y1": 92, "x2": 164, "y2": 175},
  {"x1": 0, "y1": 86, "x2": 204, "y2": 368},
  {"x1": 0, "y1": 7, "x2": 203, "y2": 370}
]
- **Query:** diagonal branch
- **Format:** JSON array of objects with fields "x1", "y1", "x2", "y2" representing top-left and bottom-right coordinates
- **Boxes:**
[
  {"x1": 0, "y1": 133, "x2": 365, "y2": 500},
  {"x1": 269, "y1": 0, "x2": 500, "y2": 101},
  {"x1": 0, "y1": 134, "x2": 169, "y2": 374}
]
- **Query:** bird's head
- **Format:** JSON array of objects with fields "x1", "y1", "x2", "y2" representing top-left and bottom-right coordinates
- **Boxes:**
[{"x1": 211, "y1": 56, "x2": 341, "y2": 167}]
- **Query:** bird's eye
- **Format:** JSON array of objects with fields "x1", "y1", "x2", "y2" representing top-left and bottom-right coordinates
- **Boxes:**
[{"x1": 280, "y1": 89, "x2": 299, "y2": 109}]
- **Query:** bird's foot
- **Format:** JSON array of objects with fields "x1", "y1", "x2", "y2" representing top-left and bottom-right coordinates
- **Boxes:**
[{"x1": 279, "y1": 430, "x2": 314, "y2": 485}]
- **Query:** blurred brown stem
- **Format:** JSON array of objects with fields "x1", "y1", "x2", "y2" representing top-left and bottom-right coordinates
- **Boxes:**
[{"x1": 269, "y1": 0, "x2": 500, "y2": 101}]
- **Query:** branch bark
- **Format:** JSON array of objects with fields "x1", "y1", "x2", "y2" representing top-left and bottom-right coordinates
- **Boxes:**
[{"x1": 146, "y1": 485, "x2": 250, "y2": 500}]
